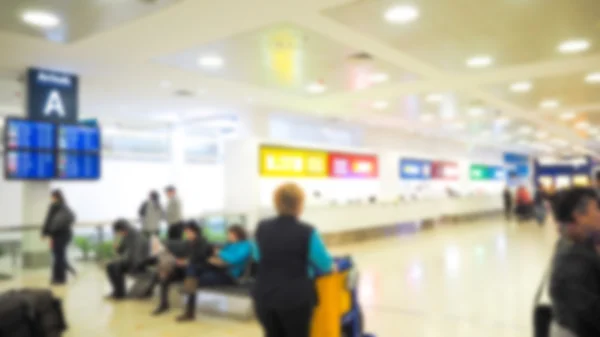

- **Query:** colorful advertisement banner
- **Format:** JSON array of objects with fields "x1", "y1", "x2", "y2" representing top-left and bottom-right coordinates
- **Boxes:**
[
  {"x1": 399, "y1": 158, "x2": 431, "y2": 180},
  {"x1": 260, "y1": 146, "x2": 328, "y2": 178},
  {"x1": 328, "y1": 152, "x2": 378, "y2": 178},
  {"x1": 259, "y1": 145, "x2": 378, "y2": 179},
  {"x1": 431, "y1": 161, "x2": 459, "y2": 180},
  {"x1": 470, "y1": 164, "x2": 505, "y2": 181}
]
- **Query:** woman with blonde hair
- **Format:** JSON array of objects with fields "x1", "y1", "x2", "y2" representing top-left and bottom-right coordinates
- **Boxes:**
[{"x1": 252, "y1": 182, "x2": 333, "y2": 337}]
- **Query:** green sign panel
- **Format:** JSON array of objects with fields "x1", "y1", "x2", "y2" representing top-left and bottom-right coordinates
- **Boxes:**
[
  {"x1": 469, "y1": 164, "x2": 503, "y2": 180},
  {"x1": 470, "y1": 165, "x2": 486, "y2": 180}
]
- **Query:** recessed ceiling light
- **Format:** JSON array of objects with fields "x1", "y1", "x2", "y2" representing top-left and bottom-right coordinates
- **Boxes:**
[
  {"x1": 575, "y1": 121, "x2": 590, "y2": 130},
  {"x1": 426, "y1": 93, "x2": 443, "y2": 103},
  {"x1": 384, "y1": 5, "x2": 419, "y2": 24},
  {"x1": 495, "y1": 117, "x2": 511, "y2": 126},
  {"x1": 560, "y1": 112, "x2": 576, "y2": 120},
  {"x1": 539, "y1": 99, "x2": 559, "y2": 109},
  {"x1": 160, "y1": 80, "x2": 172, "y2": 88},
  {"x1": 22, "y1": 10, "x2": 60, "y2": 28},
  {"x1": 558, "y1": 39, "x2": 590, "y2": 54},
  {"x1": 468, "y1": 106, "x2": 485, "y2": 116},
  {"x1": 197, "y1": 55, "x2": 224, "y2": 69},
  {"x1": 466, "y1": 55, "x2": 493, "y2": 68},
  {"x1": 509, "y1": 81, "x2": 532, "y2": 93},
  {"x1": 372, "y1": 100, "x2": 389, "y2": 110},
  {"x1": 585, "y1": 72, "x2": 600, "y2": 84},
  {"x1": 306, "y1": 82, "x2": 326, "y2": 94},
  {"x1": 370, "y1": 73, "x2": 389, "y2": 83}
]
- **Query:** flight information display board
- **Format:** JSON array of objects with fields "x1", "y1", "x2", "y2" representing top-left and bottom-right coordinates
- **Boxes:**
[
  {"x1": 4, "y1": 151, "x2": 56, "y2": 179},
  {"x1": 2, "y1": 117, "x2": 102, "y2": 180},
  {"x1": 4, "y1": 118, "x2": 55, "y2": 150},
  {"x1": 58, "y1": 124, "x2": 101, "y2": 152},
  {"x1": 57, "y1": 153, "x2": 100, "y2": 179}
]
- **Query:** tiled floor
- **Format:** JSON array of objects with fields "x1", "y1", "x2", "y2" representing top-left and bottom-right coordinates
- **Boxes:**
[{"x1": 0, "y1": 218, "x2": 558, "y2": 337}]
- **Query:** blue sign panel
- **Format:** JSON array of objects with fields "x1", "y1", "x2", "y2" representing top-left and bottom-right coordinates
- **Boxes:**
[
  {"x1": 534, "y1": 157, "x2": 591, "y2": 176},
  {"x1": 57, "y1": 153, "x2": 100, "y2": 179},
  {"x1": 27, "y1": 68, "x2": 78, "y2": 123},
  {"x1": 504, "y1": 153, "x2": 528, "y2": 164},
  {"x1": 58, "y1": 124, "x2": 101, "y2": 152},
  {"x1": 489, "y1": 166, "x2": 506, "y2": 180},
  {"x1": 4, "y1": 151, "x2": 56, "y2": 179},
  {"x1": 400, "y1": 158, "x2": 431, "y2": 180},
  {"x1": 4, "y1": 118, "x2": 55, "y2": 150}
]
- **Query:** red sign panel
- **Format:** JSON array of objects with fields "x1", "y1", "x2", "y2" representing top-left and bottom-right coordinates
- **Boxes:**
[
  {"x1": 431, "y1": 161, "x2": 459, "y2": 180},
  {"x1": 328, "y1": 152, "x2": 378, "y2": 178}
]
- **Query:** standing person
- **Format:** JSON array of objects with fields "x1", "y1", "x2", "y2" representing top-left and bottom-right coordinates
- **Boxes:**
[
  {"x1": 594, "y1": 171, "x2": 600, "y2": 195},
  {"x1": 41, "y1": 189, "x2": 76, "y2": 285},
  {"x1": 252, "y1": 182, "x2": 334, "y2": 337},
  {"x1": 549, "y1": 187, "x2": 600, "y2": 336},
  {"x1": 503, "y1": 186, "x2": 512, "y2": 221},
  {"x1": 140, "y1": 191, "x2": 163, "y2": 237},
  {"x1": 165, "y1": 186, "x2": 183, "y2": 240},
  {"x1": 533, "y1": 183, "x2": 547, "y2": 226}
]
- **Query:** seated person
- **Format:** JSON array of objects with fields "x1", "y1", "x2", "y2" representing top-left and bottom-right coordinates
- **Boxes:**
[
  {"x1": 106, "y1": 219, "x2": 149, "y2": 300},
  {"x1": 175, "y1": 225, "x2": 253, "y2": 322},
  {"x1": 152, "y1": 221, "x2": 211, "y2": 315},
  {"x1": 549, "y1": 187, "x2": 600, "y2": 336}
]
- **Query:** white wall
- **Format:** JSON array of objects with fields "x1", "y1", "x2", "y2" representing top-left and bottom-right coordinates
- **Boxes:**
[
  {"x1": 48, "y1": 159, "x2": 223, "y2": 223},
  {"x1": 0, "y1": 156, "x2": 23, "y2": 227}
]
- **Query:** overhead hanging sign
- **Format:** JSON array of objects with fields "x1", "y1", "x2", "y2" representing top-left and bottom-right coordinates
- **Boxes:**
[
  {"x1": 431, "y1": 161, "x2": 459, "y2": 180},
  {"x1": 470, "y1": 164, "x2": 505, "y2": 181},
  {"x1": 27, "y1": 67, "x2": 79, "y2": 123},
  {"x1": 399, "y1": 158, "x2": 431, "y2": 180},
  {"x1": 328, "y1": 152, "x2": 378, "y2": 178},
  {"x1": 259, "y1": 145, "x2": 378, "y2": 178},
  {"x1": 259, "y1": 146, "x2": 328, "y2": 178}
]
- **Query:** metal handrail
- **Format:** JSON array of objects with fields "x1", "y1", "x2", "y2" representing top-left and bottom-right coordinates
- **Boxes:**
[{"x1": 0, "y1": 212, "x2": 248, "y2": 233}]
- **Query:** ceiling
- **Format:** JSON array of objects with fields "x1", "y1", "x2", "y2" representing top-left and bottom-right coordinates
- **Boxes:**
[{"x1": 0, "y1": 0, "x2": 599, "y2": 155}]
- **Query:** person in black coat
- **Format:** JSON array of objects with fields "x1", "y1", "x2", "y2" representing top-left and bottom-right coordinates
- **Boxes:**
[
  {"x1": 503, "y1": 186, "x2": 512, "y2": 221},
  {"x1": 41, "y1": 189, "x2": 76, "y2": 285},
  {"x1": 151, "y1": 220, "x2": 212, "y2": 316},
  {"x1": 106, "y1": 219, "x2": 149, "y2": 300}
]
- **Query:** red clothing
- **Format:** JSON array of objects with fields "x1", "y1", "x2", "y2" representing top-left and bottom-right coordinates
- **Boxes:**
[{"x1": 516, "y1": 187, "x2": 532, "y2": 205}]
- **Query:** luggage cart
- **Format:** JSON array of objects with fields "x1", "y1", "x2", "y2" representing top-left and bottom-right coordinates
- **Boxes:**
[{"x1": 313, "y1": 256, "x2": 375, "y2": 337}]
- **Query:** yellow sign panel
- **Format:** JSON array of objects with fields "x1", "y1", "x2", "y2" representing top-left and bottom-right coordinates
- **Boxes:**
[{"x1": 260, "y1": 146, "x2": 328, "y2": 178}]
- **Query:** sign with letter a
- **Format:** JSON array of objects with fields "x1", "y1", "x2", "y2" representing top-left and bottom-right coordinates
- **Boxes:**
[{"x1": 27, "y1": 68, "x2": 78, "y2": 123}]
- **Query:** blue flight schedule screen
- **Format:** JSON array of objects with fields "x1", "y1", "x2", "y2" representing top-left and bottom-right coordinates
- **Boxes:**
[
  {"x1": 5, "y1": 119, "x2": 55, "y2": 150},
  {"x1": 4, "y1": 151, "x2": 56, "y2": 179},
  {"x1": 57, "y1": 153, "x2": 100, "y2": 179},
  {"x1": 58, "y1": 125, "x2": 100, "y2": 152}
]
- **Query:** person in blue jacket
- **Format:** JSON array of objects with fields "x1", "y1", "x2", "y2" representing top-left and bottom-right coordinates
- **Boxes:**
[
  {"x1": 252, "y1": 182, "x2": 333, "y2": 337},
  {"x1": 176, "y1": 224, "x2": 253, "y2": 322}
]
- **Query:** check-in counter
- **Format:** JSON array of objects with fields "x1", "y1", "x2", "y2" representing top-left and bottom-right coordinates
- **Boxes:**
[{"x1": 258, "y1": 195, "x2": 502, "y2": 235}]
